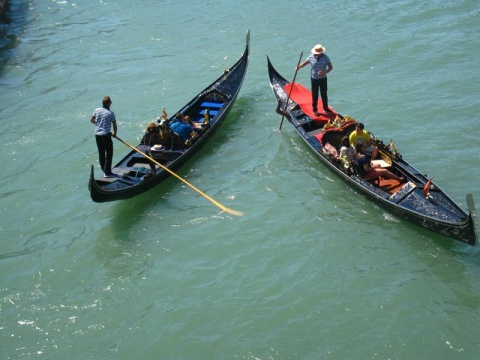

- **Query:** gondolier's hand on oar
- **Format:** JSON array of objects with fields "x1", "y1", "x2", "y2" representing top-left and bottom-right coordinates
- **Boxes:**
[{"x1": 113, "y1": 135, "x2": 244, "y2": 217}]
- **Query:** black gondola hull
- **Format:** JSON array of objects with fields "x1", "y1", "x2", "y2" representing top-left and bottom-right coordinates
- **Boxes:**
[
  {"x1": 267, "y1": 55, "x2": 477, "y2": 245},
  {"x1": 89, "y1": 31, "x2": 250, "y2": 203}
]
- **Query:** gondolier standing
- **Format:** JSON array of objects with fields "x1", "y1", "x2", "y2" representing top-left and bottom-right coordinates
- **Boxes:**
[
  {"x1": 296, "y1": 44, "x2": 333, "y2": 116},
  {"x1": 90, "y1": 96, "x2": 118, "y2": 178}
]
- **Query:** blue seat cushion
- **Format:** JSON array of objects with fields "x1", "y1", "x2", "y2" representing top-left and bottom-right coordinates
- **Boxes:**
[{"x1": 200, "y1": 101, "x2": 222, "y2": 109}]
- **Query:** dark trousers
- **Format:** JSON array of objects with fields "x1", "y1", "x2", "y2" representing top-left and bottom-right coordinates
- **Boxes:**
[
  {"x1": 95, "y1": 133, "x2": 113, "y2": 175},
  {"x1": 311, "y1": 77, "x2": 328, "y2": 112}
]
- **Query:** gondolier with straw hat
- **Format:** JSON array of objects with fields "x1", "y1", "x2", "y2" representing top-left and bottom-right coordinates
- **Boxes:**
[{"x1": 296, "y1": 43, "x2": 333, "y2": 116}]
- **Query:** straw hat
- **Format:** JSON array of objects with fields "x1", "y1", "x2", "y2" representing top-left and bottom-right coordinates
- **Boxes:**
[{"x1": 311, "y1": 44, "x2": 326, "y2": 54}]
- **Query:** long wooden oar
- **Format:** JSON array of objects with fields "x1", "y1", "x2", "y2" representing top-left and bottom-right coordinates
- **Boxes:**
[
  {"x1": 279, "y1": 51, "x2": 303, "y2": 130},
  {"x1": 114, "y1": 136, "x2": 243, "y2": 217}
]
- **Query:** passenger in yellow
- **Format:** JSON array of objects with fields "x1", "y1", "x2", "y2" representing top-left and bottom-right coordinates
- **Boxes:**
[{"x1": 349, "y1": 122, "x2": 378, "y2": 159}]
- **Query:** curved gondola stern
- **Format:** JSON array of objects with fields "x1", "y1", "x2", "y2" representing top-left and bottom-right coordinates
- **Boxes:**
[
  {"x1": 267, "y1": 55, "x2": 297, "y2": 125},
  {"x1": 266, "y1": 55, "x2": 288, "y2": 104},
  {"x1": 87, "y1": 31, "x2": 249, "y2": 204},
  {"x1": 266, "y1": 55, "x2": 284, "y2": 89},
  {"x1": 88, "y1": 164, "x2": 95, "y2": 194},
  {"x1": 88, "y1": 164, "x2": 107, "y2": 203},
  {"x1": 88, "y1": 164, "x2": 101, "y2": 202},
  {"x1": 466, "y1": 193, "x2": 478, "y2": 245},
  {"x1": 88, "y1": 164, "x2": 100, "y2": 202},
  {"x1": 266, "y1": 54, "x2": 275, "y2": 77},
  {"x1": 266, "y1": 55, "x2": 275, "y2": 91}
]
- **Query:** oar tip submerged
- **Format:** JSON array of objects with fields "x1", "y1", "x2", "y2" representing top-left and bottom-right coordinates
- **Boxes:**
[
  {"x1": 225, "y1": 208, "x2": 244, "y2": 217},
  {"x1": 114, "y1": 135, "x2": 244, "y2": 216}
]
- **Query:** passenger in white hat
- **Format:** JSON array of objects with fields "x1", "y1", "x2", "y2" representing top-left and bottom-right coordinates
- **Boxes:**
[{"x1": 296, "y1": 43, "x2": 334, "y2": 116}]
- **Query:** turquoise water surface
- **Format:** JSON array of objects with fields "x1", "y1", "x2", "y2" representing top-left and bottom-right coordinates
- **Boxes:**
[{"x1": 1, "y1": 1, "x2": 480, "y2": 359}]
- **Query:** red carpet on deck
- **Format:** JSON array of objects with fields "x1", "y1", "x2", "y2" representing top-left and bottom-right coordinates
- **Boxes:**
[{"x1": 284, "y1": 83, "x2": 338, "y2": 122}]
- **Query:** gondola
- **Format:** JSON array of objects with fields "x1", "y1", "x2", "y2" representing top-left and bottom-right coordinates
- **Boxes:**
[
  {"x1": 267, "y1": 56, "x2": 478, "y2": 245},
  {"x1": 88, "y1": 30, "x2": 250, "y2": 203}
]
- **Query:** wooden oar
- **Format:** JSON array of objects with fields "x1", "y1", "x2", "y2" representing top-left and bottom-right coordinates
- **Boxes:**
[
  {"x1": 114, "y1": 136, "x2": 244, "y2": 217},
  {"x1": 279, "y1": 51, "x2": 303, "y2": 130}
]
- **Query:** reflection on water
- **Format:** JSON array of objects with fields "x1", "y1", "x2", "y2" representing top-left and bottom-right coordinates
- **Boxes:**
[{"x1": 0, "y1": 1, "x2": 29, "y2": 75}]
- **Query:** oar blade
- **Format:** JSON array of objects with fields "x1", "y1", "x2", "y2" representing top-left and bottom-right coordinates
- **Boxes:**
[
  {"x1": 223, "y1": 207, "x2": 244, "y2": 217},
  {"x1": 113, "y1": 136, "x2": 244, "y2": 216}
]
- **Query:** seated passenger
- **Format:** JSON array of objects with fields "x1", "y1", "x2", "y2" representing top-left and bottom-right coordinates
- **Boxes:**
[
  {"x1": 177, "y1": 112, "x2": 203, "y2": 133},
  {"x1": 339, "y1": 136, "x2": 356, "y2": 165},
  {"x1": 349, "y1": 122, "x2": 378, "y2": 159},
  {"x1": 354, "y1": 143, "x2": 404, "y2": 183},
  {"x1": 157, "y1": 120, "x2": 184, "y2": 149},
  {"x1": 139, "y1": 121, "x2": 183, "y2": 177},
  {"x1": 140, "y1": 122, "x2": 163, "y2": 177},
  {"x1": 141, "y1": 122, "x2": 163, "y2": 147},
  {"x1": 170, "y1": 113, "x2": 194, "y2": 142}
]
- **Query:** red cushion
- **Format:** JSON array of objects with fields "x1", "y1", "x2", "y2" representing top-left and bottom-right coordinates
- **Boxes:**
[{"x1": 283, "y1": 83, "x2": 338, "y2": 123}]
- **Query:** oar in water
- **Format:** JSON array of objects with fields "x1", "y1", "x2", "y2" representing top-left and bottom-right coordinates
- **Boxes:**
[
  {"x1": 279, "y1": 51, "x2": 303, "y2": 130},
  {"x1": 114, "y1": 136, "x2": 244, "y2": 217}
]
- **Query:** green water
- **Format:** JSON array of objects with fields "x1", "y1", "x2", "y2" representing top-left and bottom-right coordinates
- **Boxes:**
[{"x1": 1, "y1": 0, "x2": 479, "y2": 359}]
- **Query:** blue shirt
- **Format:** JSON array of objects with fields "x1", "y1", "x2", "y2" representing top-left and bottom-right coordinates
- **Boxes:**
[
  {"x1": 355, "y1": 155, "x2": 371, "y2": 177},
  {"x1": 92, "y1": 107, "x2": 116, "y2": 135},
  {"x1": 306, "y1": 53, "x2": 331, "y2": 80},
  {"x1": 170, "y1": 121, "x2": 192, "y2": 142}
]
